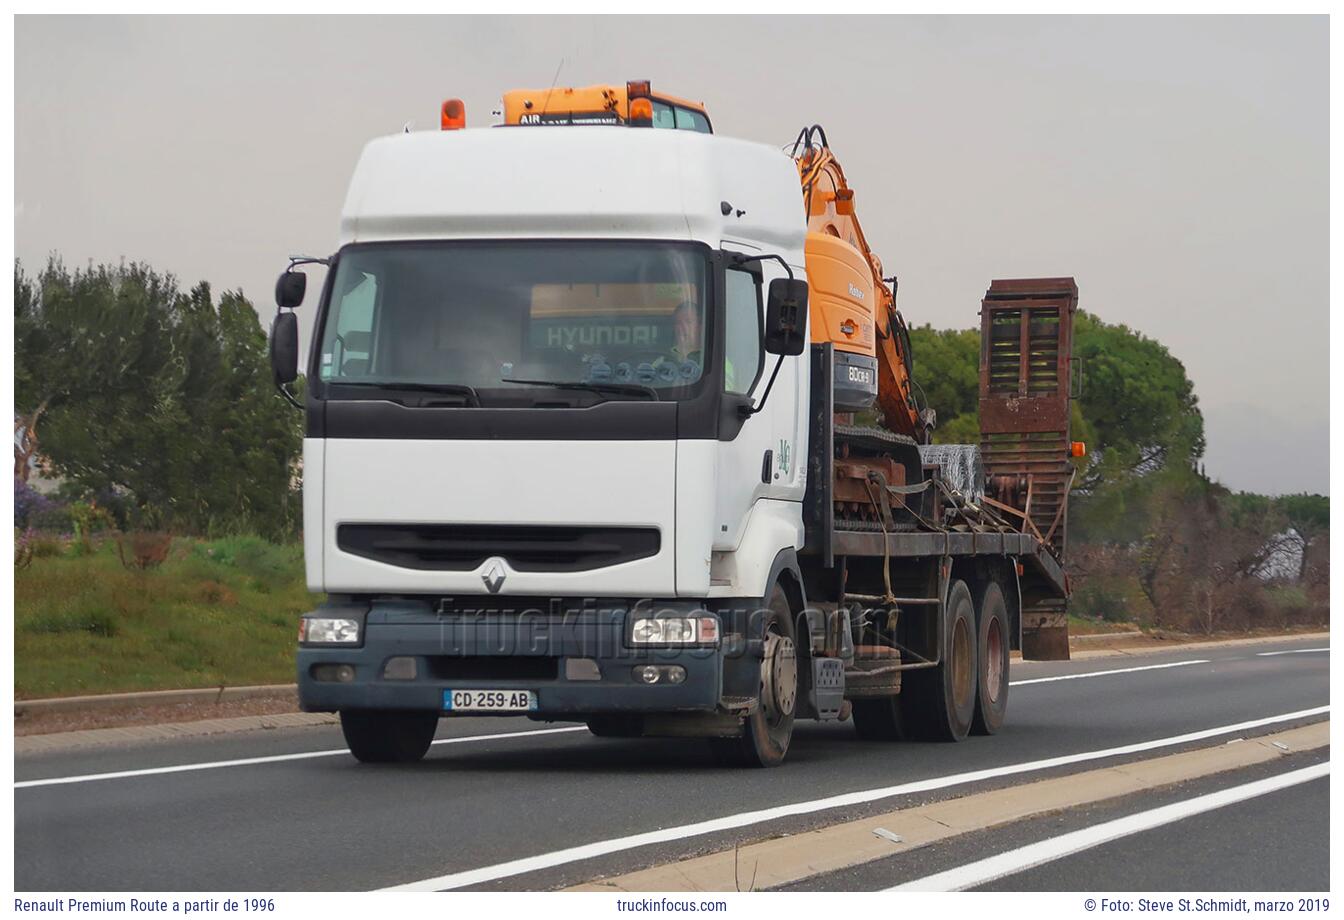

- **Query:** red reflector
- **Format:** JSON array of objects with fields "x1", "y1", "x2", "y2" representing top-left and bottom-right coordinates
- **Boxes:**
[{"x1": 698, "y1": 618, "x2": 720, "y2": 643}]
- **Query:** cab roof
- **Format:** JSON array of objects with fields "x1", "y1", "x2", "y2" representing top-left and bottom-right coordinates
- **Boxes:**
[{"x1": 338, "y1": 126, "x2": 805, "y2": 263}]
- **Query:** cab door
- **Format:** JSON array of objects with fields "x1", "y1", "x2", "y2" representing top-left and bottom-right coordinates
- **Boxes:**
[{"x1": 713, "y1": 251, "x2": 802, "y2": 551}]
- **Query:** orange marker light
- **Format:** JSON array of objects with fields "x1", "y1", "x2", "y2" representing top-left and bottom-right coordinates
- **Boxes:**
[
  {"x1": 627, "y1": 79, "x2": 652, "y2": 99},
  {"x1": 441, "y1": 98, "x2": 466, "y2": 131},
  {"x1": 1071, "y1": 441, "x2": 1087, "y2": 458},
  {"x1": 629, "y1": 97, "x2": 653, "y2": 126}
]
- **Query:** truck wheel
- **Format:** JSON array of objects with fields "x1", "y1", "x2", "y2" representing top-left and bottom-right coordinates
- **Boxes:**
[
  {"x1": 339, "y1": 710, "x2": 439, "y2": 763},
  {"x1": 851, "y1": 697, "x2": 909, "y2": 741},
  {"x1": 902, "y1": 579, "x2": 977, "y2": 742},
  {"x1": 586, "y1": 715, "x2": 644, "y2": 738},
  {"x1": 971, "y1": 582, "x2": 1010, "y2": 735},
  {"x1": 711, "y1": 584, "x2": 797, "y2": 767}
]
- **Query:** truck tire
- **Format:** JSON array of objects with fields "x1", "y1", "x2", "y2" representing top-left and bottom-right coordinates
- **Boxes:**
[
  {"x1": 340, "y1": 710, "x2": 439, "y2": 763},
  {"x1": 710, "y1": 583, "x2": 797, "y2": 767},
  {"x1": 971, "y1": 581, "x2": 1010, "y2": 735},
  {"x1": 901, "y1": 579, "x2": 977, "y2": 742},
  {"x1": 586, "y1": 715, "x2": 644, "y2": 738},
  {"x1": 851, "y1": 697, "x2": 909, "y2": 741}
]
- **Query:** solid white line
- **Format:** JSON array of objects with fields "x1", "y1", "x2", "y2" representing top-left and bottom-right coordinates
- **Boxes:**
[
  {"x1": 890, "y1": 761, "x2": 1330, "y2": 891},
  {"x1": 1256, "y1": 648, "x2": 1329, "y2": 657},
  {"x1": 1010, "y1": 659, "x2": 1210, "y2": 686},
  {"x1": 379, "y1": 704, "x2": 1329, "y2": 891},
  {"x1": 14, "y1": 651, "x2": 1309, "y2": 791},
  {"x1": 14, "y1": 725, "x2": 589, "y2": 789}
]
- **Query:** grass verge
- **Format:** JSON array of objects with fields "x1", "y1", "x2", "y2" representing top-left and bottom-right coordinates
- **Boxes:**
[{"x1": 15, "y1": 535, "x2": 312, "y2": 699}]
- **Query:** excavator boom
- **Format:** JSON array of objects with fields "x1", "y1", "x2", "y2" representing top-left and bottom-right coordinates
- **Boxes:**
[{"x1": 792, "y1": 125, "x2": 927, "y2": 442}]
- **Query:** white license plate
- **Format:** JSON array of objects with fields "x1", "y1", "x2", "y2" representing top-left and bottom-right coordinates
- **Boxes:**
[{"x1": 443, "y1": 689, "x2": 537, "y2": 712}]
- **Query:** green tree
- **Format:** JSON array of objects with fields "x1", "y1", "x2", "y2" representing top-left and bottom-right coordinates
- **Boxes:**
[
  {"x1": 15, "y1": 259, "x2": 302, "y2": 540},
  {"x1": 1073, "y1": 310, "x2": 1205, "y2": 482},
  {"x1": 908, "y1": 324, "x2": 980, "y2": 441}
]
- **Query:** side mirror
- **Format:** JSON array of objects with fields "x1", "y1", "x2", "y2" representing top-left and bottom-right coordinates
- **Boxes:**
[
  {"x1": 764, "y1": 278, "x2": 808, "y2": 356},
  {"x1": 270, "y1": 311, "x2": 299, "y2": 385},
  {"x1": 275, "y1": 271, "x2": 306, "y2": 309}
]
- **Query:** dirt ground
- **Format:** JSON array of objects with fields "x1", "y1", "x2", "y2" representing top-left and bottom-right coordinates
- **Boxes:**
[{"x1": 14, "y1": 691, "x2": 301, "y2": 737}]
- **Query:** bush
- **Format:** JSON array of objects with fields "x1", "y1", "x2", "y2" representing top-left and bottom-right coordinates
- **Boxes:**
[
  {"x1": 15, "y1": 479, "x2": 63, "y2": 530},
  {"x1": 115, "y1": 531, "x2": 174, "y2": 570},
  {"x1": 191, "y1": 535, "x2": 303, "y2": 590},
  {"x1": 30, "y1": 535, "x2": 66, "y2": 558},
  {"x1": 15, "y1": 528, "x2": 34, "y2": 568},
  {"x1": 1072, "y1": 581, "x2": 1133, "y2": 623},
  {"x1": 70, "y1": 501, "x2": 117, "y2": 548},
  {"x1": 196, "y1": 579, "x2": 238, "y2": 606}
]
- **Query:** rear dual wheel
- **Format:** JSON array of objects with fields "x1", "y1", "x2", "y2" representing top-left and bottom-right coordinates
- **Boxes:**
[
  {"x1": 894, "y1": 579, "x2": 978, "y2": 742},
  {"x1": 856, "y1": 578, "x2": 1009, "y2": 743},
  {"x1": 972, "y1": 582, "x2": 1010, "y2": 735}
]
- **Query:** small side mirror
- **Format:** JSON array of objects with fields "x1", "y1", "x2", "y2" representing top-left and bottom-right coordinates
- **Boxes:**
[
  {"x1": 270, "y1": 311, "x2": 299, "y2": 385},
  {"x1": 764, "y1": 278, "x2": 808, "y2": 356},
  {"x1": 275, "y1": 271, "x2": 306, "y2": 309}
]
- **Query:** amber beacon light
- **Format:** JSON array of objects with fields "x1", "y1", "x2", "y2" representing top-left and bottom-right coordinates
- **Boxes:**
[{"x1": 441, "y1": 98, "x2": 466, "y2": 130}]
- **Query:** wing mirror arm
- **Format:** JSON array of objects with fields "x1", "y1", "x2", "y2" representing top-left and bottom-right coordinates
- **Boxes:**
[
  {"x1": 271, "y1": 255, "x2": 328, "y2": 412},
  {"x1": 731, "y1": 254, "x2": 808, "y2": 418}
]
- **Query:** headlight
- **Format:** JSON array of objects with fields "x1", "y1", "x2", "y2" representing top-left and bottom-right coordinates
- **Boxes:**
[
  {"x1": 629, "y1": 616, "x2": 719, "y2": 645},
  {"x1": 300, "y1": 617, "x2": 361, "y2": 645}
]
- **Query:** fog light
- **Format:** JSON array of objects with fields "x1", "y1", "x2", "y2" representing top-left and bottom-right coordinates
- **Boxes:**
[
  {"x1": 312, "y1": 663, "x2": 356, "y2": 683},
  {"x1": 665, "y1": 666, "x2": 686, "y2": 684},
  {"x1": 383, "y1": 656, "x2": 417, "y2": 680},
  {"x1": 634, "y1": 665, "x2": 661, "y2": 684}
]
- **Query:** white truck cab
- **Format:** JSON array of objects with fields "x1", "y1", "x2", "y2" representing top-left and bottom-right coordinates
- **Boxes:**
[{"x1": 274, "y1": 125, "x2": 818, "y2": 766}]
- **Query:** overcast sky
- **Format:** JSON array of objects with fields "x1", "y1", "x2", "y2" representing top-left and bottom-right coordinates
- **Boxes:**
[{"x1": 14, "y1": 15, "x2": 1329, "y2": 495}]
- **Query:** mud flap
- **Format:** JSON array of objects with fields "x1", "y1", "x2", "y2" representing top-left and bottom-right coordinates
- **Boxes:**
[{"x1": 1021, "y1": 609, "x2": 1071, "y2": 661}]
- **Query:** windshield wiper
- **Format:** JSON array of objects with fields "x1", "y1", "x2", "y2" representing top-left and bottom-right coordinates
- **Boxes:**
[
  {"x1": 499, "y1": 378, "x2": 659, "y2": 401},
  {"x1": 333, "y1": 381, "x2": 481, "y2": 407}
]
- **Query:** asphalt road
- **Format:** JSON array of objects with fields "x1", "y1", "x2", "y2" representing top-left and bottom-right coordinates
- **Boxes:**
[
  {"x1": 784, "y1": 750, "x2": 1330, "y2": 891},
  {"x1": 14, "y1": 636, "x2": 1329, "y2": 892}
]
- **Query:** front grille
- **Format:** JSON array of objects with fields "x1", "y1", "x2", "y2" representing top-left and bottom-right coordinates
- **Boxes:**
[
  {"x1": 337, "y1": 523, "x2": 660, "y2": 572},
  {"x1": 428, "y1": 656, "x2": 559, "y2": 681}
]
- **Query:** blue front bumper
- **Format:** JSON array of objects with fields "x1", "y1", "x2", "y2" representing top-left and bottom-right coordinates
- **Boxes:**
[{"x1": 297, "y1": 599, "x2": 724, "y2": 716}]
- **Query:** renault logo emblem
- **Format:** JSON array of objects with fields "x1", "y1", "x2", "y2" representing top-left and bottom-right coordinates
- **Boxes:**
[{"x1": 481, "y1": 558, "x2": 507, "y2": 594}]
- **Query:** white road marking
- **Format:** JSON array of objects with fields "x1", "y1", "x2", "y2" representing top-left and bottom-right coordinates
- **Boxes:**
[
  {"x1": 1256, "y1": 648, "x2": 1329, "y2": 657},
  {"x1": 1010, "y1": 659, "x2": 1210, "y2": 686},
  {"x1": 13, "y1": 649, "x2": 1321, "y2": 792},
  {"x1": 890, "y1": 761, "x2": 1330, "y2": 891},
  {"x1": 380, "y1": 705, "x2": 1329, "y2": 891},
  {"x1": 14, "y1": 725, "x2": 589, "y2": 789}
]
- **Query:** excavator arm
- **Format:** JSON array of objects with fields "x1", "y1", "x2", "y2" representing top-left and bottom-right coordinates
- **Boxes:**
[{"x1": 793, "y1": 126, "x2": 929, "y2": 442}]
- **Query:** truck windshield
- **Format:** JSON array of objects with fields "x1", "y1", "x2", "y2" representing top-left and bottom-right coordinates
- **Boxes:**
[{"x1": 314, "y1": 242, "x2": 710, "y2": 404}]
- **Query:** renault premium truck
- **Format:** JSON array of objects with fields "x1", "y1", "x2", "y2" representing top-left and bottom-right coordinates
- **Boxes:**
[{"x1": 269, "y1": 89, "x2": 1076, "y2": 768}]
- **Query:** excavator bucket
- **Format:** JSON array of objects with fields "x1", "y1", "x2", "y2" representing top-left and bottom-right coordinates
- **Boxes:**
[{"x1": 977, "y1": 278, "x2": 1079, "y2": 661}]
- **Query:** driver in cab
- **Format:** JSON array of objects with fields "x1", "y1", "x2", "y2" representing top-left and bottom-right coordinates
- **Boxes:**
[{"x1": 659, "y1": 300, "x2": 735, "y2": 390}]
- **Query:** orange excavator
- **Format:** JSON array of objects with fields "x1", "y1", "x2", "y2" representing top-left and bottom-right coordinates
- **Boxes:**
[
  {"x1": 787, "y1": 124, "x2": 939, "y2": 529},
  {"x1": 792, "y1": 124, "x2": 929, "y2": 445}
]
